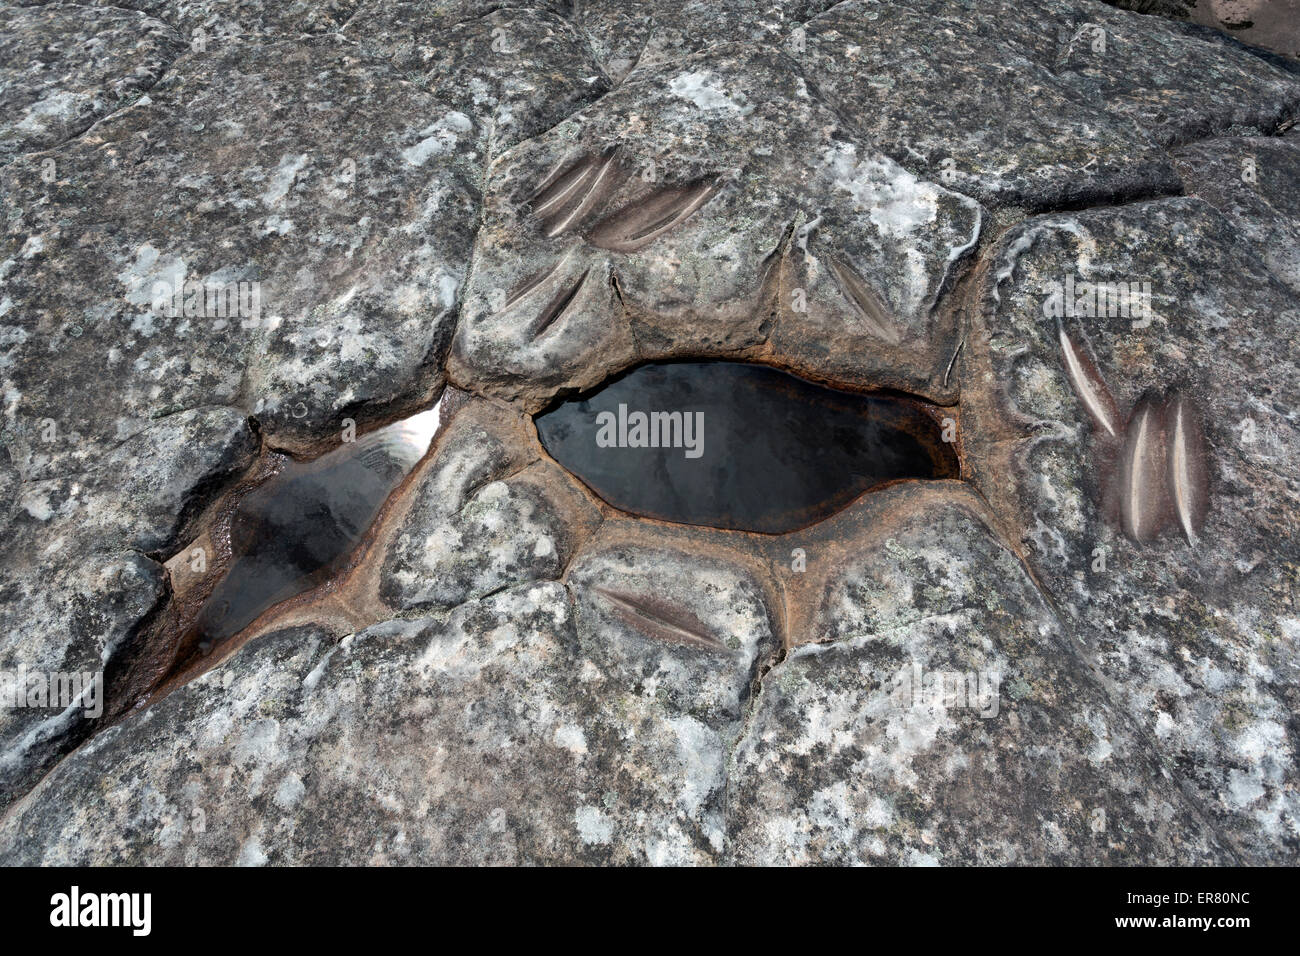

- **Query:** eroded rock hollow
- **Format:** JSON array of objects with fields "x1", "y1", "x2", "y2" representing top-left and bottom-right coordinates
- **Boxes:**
[{"x1": 1, "y1": 0, "x2": 1298, "y2": 865}]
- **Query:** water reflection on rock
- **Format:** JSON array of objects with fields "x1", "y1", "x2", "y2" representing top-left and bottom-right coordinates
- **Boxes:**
[
  {"x1": 195, "y1": 408, "x2": 440, "y2": 642},
  {"x1": 535, "y1": 362, "x2": 959, "y2": 533}
]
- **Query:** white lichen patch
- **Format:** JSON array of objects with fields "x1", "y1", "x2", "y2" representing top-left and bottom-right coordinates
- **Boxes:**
[
  {"x1": 667, "y1": 71, "x2": 753, "y2": 115},
  {"x1": 401, "y1": 112, "x2": 473, "y2": 166},
  {"x1": 260, "y1": 153, "x2": 311, "y2": 208}
]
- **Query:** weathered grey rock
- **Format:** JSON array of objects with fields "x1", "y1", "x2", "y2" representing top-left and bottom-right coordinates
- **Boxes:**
[
  {"x1": 17, "y1": 0, "x2": 363, "y2": 40},
  {"x1": 0, "y1": 405, "x2": 254, "y2": 807},
  {"x1": 0, "y1": 34, "x2": 485, "y2": 809},
  {"x1": 0, "y1": 4, "x2": 184, "y2": 164},
  {"x1": 1, "y1": 38, "x2": 481, "y2": 462},
  {"x1": 4, "y1": 406, "x2": 254, "y2": 553},
  {"x1": 1105, "y1": 0, "x2": 1300, "y2": 62},
  {"x1": 344, "y1": 0, "x2": 569, "y2": 50},
  {"x1": 381, "y1": 397, "x2": 602, "y2": 611},
  {"x1": 566, "y1": 526, "x2": 780, "y2": 717},
  {"x1": 572, "y1": 1, "x2": 834, "y2": 82},
  {"x1": 796, "y1": 0, "x2": 1300, "y2": 209},
  {"x1": 353, "y1": 6, "x2": 609, "y2": 152},
  {"x1": 448, "y1": 43, "x2": 981, "y2": 407},
  {"x1": 1, "y1": 0, "x2": 1298, "y2": 865},
  {"x1": 730, "y1": 491, "x2": 1229, "y2": 864},
  {"x1": 0, "y1": 551, "x2": 164, "y2": 806},
  {"x1": 0, "y1": 574, "x2": 777, "y2": 864},
  {"x1": 961, "y1": 195, "x2": 1300, "y2": 861},
  {"x1": 1, "y1": 481, "x2": 1238, "y2": 865},
  {"x1": 798, "y1": 0, "x2": 1176, "y2": 209},
  {"x1": 1173, "y1": 133, "x2": 1300, "y2": 294},
  {"x1": 1050, "y1": 0, "x2": 1300, "y2": 144},
  {"x1": 74, "y1": 406, "x2": 256, "y2": 554}
]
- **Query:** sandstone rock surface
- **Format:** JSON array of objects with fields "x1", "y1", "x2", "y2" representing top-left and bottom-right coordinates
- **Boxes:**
[{"x1": 1, "y1": 0, "x2": 1297, "y2": 864}]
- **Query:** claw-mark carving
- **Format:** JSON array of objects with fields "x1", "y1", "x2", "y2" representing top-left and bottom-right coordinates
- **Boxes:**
[
  {"x1": 1119, "y1": 393, "x2": 1170, "y2": 544},
  {"x1": 593, "y1": 585, "x2": 728, "y2": 652},
  {"x1": 1165, "y1": 391, "x2": 1209, "y2": 544},
  {"x1": 500, "y1": 259, "x2": 566, "y2": 314},
  {"x1": 587, "y1": 179, "x2": 720, "y2": 253},
  {"x1": 825, "y1": 254, "x2": 902, "y2": 345},
  {"x1": 529, "y1": 149, "x2": 624, "y2": 238},
  {"x1": 1057, "y1": 319, "x2": 1121, "y2": 439},
  {"x1": 1057, "y1": 329, "x2": 1211, "y2": 546},
  {"x1": 531, "y1": 268, "x2": 591, "y2": 339}
]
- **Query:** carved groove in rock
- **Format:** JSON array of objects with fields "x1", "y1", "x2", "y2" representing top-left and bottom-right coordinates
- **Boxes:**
[
  {"x1": 592, "y1": 586, "x2": 729, "y2": 652},
  {"x1": 587, "y1": 178, "x2": 721, "y2": 253}
]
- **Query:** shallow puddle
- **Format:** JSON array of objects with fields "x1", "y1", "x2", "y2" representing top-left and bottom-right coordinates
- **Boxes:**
[
  {"x1": 535, "y1": 361, "x2": 959, "y2": 533},
  {"x1": 194, "y1": 408, "x2": 440, "y2": 643}
]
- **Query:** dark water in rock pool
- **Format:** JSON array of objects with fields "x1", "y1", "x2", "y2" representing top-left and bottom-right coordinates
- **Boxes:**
[
  {"x1": 195, "y1": 409, "x2": 439, "y2": 643},
  {"x1": 535, "y1": 362, "x2": 959, "y2": 533}
]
